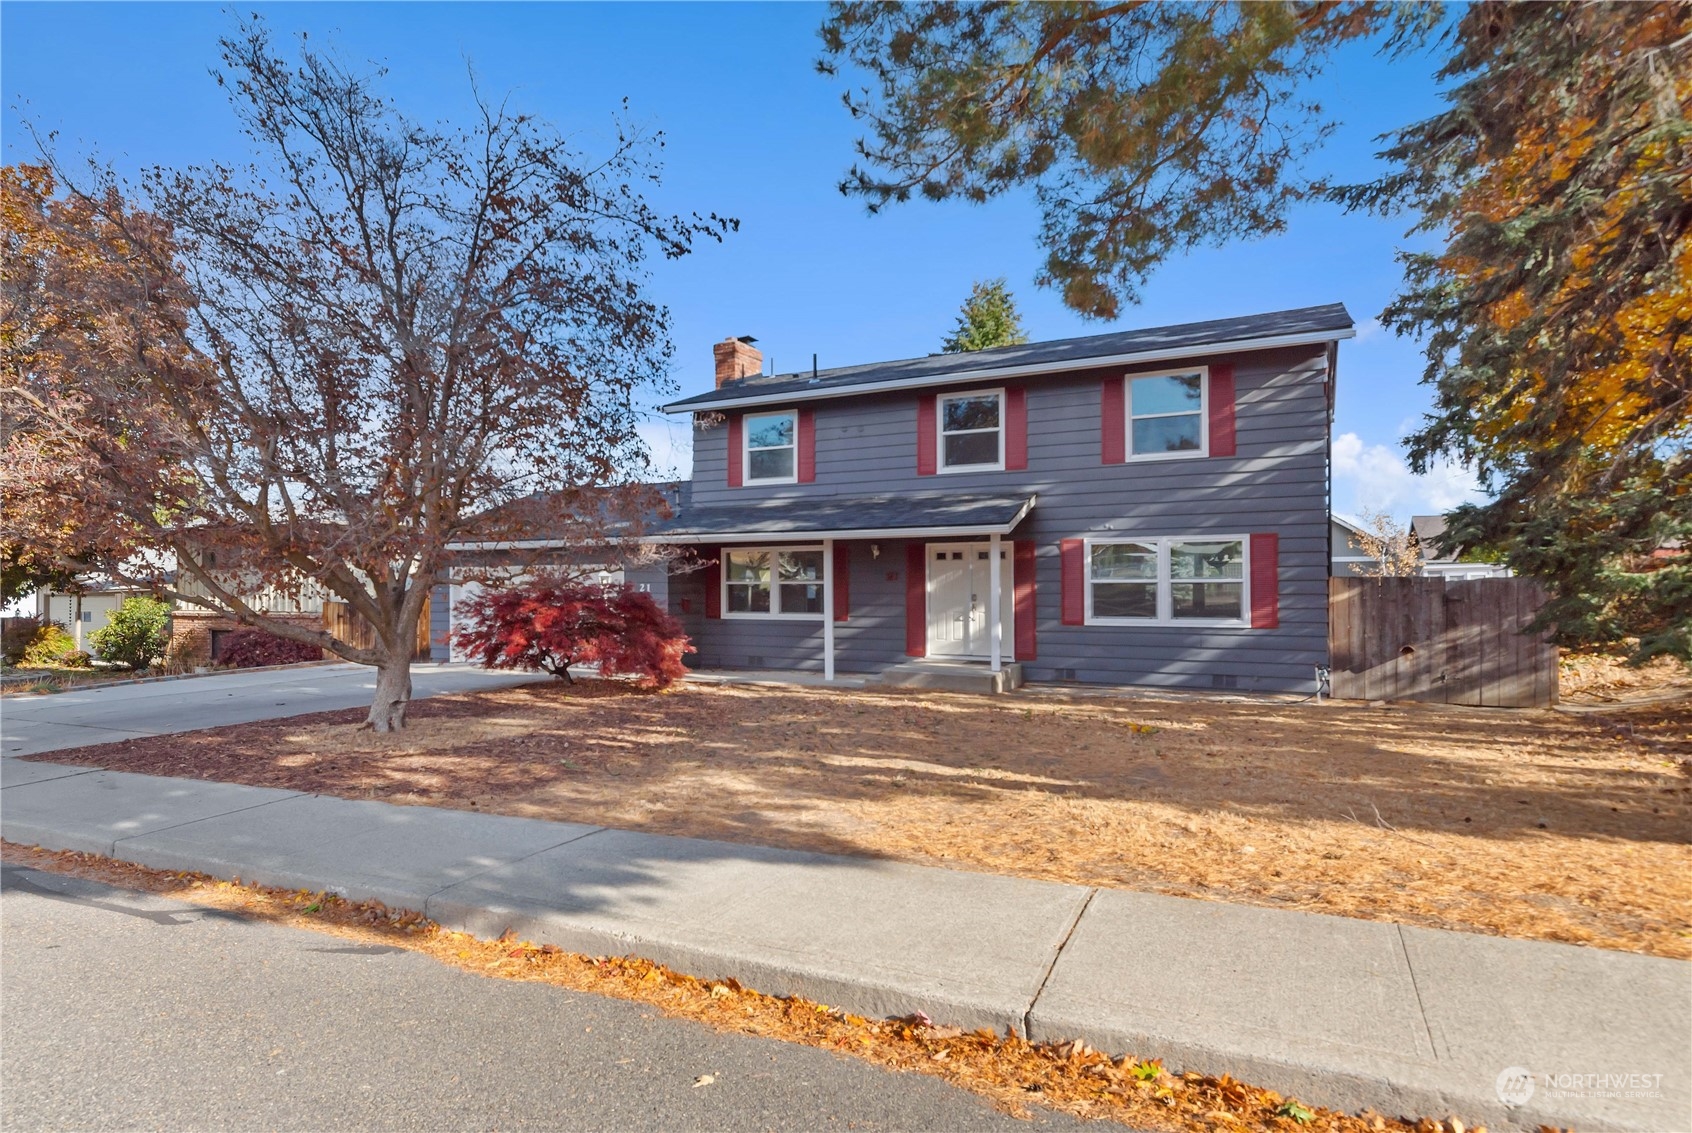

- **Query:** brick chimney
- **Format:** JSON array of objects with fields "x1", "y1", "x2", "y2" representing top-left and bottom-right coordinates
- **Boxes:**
[{"x1": 713, "y1": 335, "x2": 762, "y2": 387}]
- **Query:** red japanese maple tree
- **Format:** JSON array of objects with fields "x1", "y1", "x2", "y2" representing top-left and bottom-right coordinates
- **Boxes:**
[{"x1": 454, "y1": 582, "x2": 693, "y2": 691}]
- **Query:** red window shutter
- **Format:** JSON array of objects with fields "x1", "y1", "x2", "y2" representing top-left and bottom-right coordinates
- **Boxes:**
[
  {"x1": 1209, "y1": 363, "x2": 1236, "y2": 457},
  {"x1": 916, "y1": 395, "x2": 937, "y2": 476},
  {"x1": 1005, "y1": 387, "x2": 1028, "y2": 471},
  {"x1": 1060, "y1": 539, "x2": 1085, "y2": 625},
  {"x1": 1250, "y1": 532, "x2": 1279, "y2": 629},
  {"x1": 1013, "y1": 540, "x2": 1037, "y2": 660},
  {"x1": 726, "y1": 417, "x2": 743, "y2": 488},
  {"x1": 798, "y1": 409, "x2": 817, "y2": 483},
  {"x1": 904, "y1": 543, "x2": 927, "y2": 656},
  {"x1": 832, "y1": 542, "x2": 850, "y2": 622},
  {"x1": 703, "y1": 547, "x2": 722, "y2": 619},
  {"x1": 1101, "y1": 379, "x2": 1125, "y2": 464}
]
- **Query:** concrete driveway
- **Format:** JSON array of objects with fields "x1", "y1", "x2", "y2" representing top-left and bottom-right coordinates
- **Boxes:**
[{"x1": 0, "y1": 664, "x2": 541, "y2": 760}]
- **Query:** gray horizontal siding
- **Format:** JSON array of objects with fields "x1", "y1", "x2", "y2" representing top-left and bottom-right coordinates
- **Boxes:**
[{"x1": 678, "y1": 344, "x2": 1331, "y2": 692}]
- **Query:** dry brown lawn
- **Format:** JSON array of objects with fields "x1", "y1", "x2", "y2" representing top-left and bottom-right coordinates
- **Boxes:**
[{"x1": 28, "y1": 671, "x2": 1692, "y2": 959}]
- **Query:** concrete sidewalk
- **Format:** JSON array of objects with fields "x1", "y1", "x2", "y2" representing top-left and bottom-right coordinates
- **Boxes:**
[{"x1": 1, "y1": 759, "x2": 1685, "y2": 1133}]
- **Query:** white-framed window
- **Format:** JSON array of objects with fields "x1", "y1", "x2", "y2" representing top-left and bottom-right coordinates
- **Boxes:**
[
  {"x1": 1125, "y1": 368, "x2": 1207, "y2": 460},
  {"x1": 744, "y1": 410, "x2": 798, "y2": 483},
  {"x1": 1085, "y1": 535, "x2": 1247, "y2": 626},
  {"x1": 937, "y1": 388, "x2": 1005, "y2": 472},
  {"x1": 723, "y1": 546, "x2": 826, "y2": 618}
]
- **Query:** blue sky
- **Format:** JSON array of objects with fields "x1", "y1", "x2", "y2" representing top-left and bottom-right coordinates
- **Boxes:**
[{"x1": 2, "y1": 2, "x2": 1482, "y2": 519}]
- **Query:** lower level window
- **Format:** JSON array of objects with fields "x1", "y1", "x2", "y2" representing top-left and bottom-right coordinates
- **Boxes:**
[
  {"x1": 724, "y1": 548, "x2": 825, "y2": 616},
  {"x1": 1087, "y1": 536, "x2": 1245, "y2": 625}
]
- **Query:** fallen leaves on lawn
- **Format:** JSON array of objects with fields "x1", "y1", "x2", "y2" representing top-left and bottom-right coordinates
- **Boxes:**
[
  {"x1": 3, "y1": 841, "x2": 1484, "y2": 1133},
  {"x1": 26, "y1": 676, "x2": 1690, "y2": 959}
]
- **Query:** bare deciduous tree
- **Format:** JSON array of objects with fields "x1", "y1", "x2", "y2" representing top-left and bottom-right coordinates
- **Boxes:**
[
  {"x1": 1353, "y1": 509, "x2": 1422, "y2": 578},
  {"x1": 4, "y1": 18, "x2": 732, "y2": 729}
]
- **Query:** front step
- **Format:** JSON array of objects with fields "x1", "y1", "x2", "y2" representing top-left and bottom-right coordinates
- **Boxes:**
[{"x1": 868, "y1": 661, "x2": 1024, "y2": 694}]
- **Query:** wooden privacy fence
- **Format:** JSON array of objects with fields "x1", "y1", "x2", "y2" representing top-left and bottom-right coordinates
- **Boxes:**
[
  {"x1": 1328, "y1": 577, "x2": 1558, "y2": 708},
  {"x1": 321, "y1": 598, "x2": 433, "y2": 660}
]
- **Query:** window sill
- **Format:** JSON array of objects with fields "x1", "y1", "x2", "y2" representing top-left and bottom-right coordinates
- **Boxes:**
[
  {"x1": 1120, "y1": 449, "x2": 1209, "y2": 463},
  {"x1": 1084, "y1": 617, "x2": 1250, "y2": 629},
  {"x1": 936, "y1": 462, "x2": 1007, "y2": 475},
  {"x1": 720, "y1": 612, "x2": 827, "y2": 621}
]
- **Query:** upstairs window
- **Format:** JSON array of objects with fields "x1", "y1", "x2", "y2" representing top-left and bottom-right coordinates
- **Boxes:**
[
  {"x1": 744, "y1": 411, "x2": 797, "y2": 483},
  {"x1": 1127, "y1": 371, "x2": 1206, "y2": 458},
  {"x1": 939, "y1": 389, "x2": 1004, "y2": 471}
]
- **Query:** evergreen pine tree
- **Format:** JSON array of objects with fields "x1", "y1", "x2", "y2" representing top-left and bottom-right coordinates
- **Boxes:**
[{"x1": 942, "y1": 279, "x2": 1029, "y2": 353}]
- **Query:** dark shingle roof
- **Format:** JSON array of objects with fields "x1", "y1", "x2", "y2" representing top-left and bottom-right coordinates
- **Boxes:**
[
  {"x1": 665, "y1": 303, "x2": 1353, "y2": 412},
  {"x1": 1411, "y1": 514, "x2": 1456, "y2": 561},
  {"x1": 644, "y1": 493, "x2": 1035, "y2": 543}
]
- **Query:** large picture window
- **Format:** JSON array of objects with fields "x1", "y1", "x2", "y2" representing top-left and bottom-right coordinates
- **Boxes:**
[
  {"x1": 1126, "y1": 370, "x2": 1206, "y2": 458},
  {"x1": 744, "y1": 411, "x2": 797, "y2": 483},
  {"x1": 938, "y1": 389, "x2": 1004, "y2": 471},
  {"x1": 1086, "y1": 535, "x2": 1245, "y2": 625},
  {"x1": 723, "y1": 547, "x2": 826, "y2": 617}
]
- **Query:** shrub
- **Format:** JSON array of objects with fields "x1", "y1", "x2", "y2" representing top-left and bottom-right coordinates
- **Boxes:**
[
  {"x1": 60, "y1": 649, "x2": 93, "y2": 669},
  {"x1": 20, "y1": 622, "x2": 77, "y2": 666},
  {"x1": 89, "y1": 596, "x2": 172, "y2": 669},
  {"x1": 218, "y1": 629, "x2": 325, "y2": 669},
  {"x1": 1, "y1": 616, "x2": 42, "y2": 666},
  {"x1": 454, "y1": 581, "x2": 693, "y2": 690}
]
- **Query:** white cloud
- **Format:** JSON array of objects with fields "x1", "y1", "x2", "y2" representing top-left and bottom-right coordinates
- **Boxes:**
[
  {"x1": 1353, "y1": 317, "x2": 1384, "y2": 343},
  {"x1": 1332, "y1": 431, "x2": 1485, "y2": 518}
]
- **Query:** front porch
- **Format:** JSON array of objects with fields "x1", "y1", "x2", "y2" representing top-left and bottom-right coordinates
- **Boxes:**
[{"x1": 647, "y1": 492, "x2": 1038, "y2": 688}]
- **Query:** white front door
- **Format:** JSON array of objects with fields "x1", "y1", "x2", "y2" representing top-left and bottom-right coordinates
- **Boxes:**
[{"x1": 926, "y1": 543, "x2": 1013, "y2": 659}]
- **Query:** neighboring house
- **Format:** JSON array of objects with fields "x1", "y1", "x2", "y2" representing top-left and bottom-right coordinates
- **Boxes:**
[
  {"x1": 169, "y1": 560, "x2": 330, "y2": 665},
  {"x1": 34, "y1": 569, "x2": 329, "y2": 664},
  {"x1": 34, "y1": 582, "x2": 161, "y2": 654},
  {"x1": 1409, "y1": 514, "x2": 1511, "y2": 580},
  {"x1": 507, "y1": 303, "x2": 1352, "y2": 693},
  {"x1": 1329, "y1": 514, "x2": 1383, "y2": 577}
]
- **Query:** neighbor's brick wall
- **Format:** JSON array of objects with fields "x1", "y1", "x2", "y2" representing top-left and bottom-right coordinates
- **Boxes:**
[{"x1": 168, "y1": 612, "x2": 325, "y2": 666}]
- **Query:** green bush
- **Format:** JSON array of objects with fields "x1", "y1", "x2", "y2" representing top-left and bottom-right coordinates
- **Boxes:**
[
  {"x1": 20, "y1": 623, "x2": 77, "y2": 666},
  {"x1": 89, "y1": 597, "x2": 172, "y2": 669}
]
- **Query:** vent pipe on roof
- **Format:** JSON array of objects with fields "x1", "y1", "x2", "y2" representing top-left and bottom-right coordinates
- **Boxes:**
[{"x1": 812, "y1": 353, "x2": 818, "y2": 380}]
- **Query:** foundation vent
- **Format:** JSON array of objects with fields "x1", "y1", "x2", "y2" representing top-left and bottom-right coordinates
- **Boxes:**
[
  {"x1": 1056, "y1": 668, "x2": 1078, "y2": 682},
  {"x1": 1211, "y1": 674, "x2": 1239, "y2": 689}
]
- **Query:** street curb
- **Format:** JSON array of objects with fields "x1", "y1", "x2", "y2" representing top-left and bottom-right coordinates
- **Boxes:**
[{"x1": 1, "y1": 792, "x2": 1683, "y2": 1133}]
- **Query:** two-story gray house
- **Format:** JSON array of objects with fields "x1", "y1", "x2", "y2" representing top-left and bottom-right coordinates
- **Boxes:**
[{"x1": 620, "y1": 303, "x2": 1355, "y2": 693}]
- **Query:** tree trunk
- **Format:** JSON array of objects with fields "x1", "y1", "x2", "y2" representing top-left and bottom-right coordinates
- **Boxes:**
[{"x1": 365, "y1": 653, "x2": 413, "y2": 732}]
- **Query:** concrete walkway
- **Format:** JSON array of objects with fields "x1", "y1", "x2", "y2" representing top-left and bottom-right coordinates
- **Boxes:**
[{"x1": 1, "y1": 759, "x2": 1684, "y2": 1133}]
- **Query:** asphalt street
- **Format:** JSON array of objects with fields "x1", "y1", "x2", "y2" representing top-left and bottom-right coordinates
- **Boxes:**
[
  {"x1": 0, "y1": 864, "x2": 1089, "y2": 1132},
  {"x1": 0, "y1": 663, "x2": 540, "y2": 757}
]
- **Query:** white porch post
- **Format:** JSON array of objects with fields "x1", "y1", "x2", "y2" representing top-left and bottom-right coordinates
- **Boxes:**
[
  {"x1": 989, "y1": 532, "x2": 1003, "y2": 673},
  {"x1": 822, "y1": 537, "x2": 836, "y2": 682}
]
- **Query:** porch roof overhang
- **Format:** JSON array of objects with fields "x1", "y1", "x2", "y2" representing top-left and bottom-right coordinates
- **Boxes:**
[{"x1": 639, "y1": 493, "x2": 1036, "y2": 545}]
